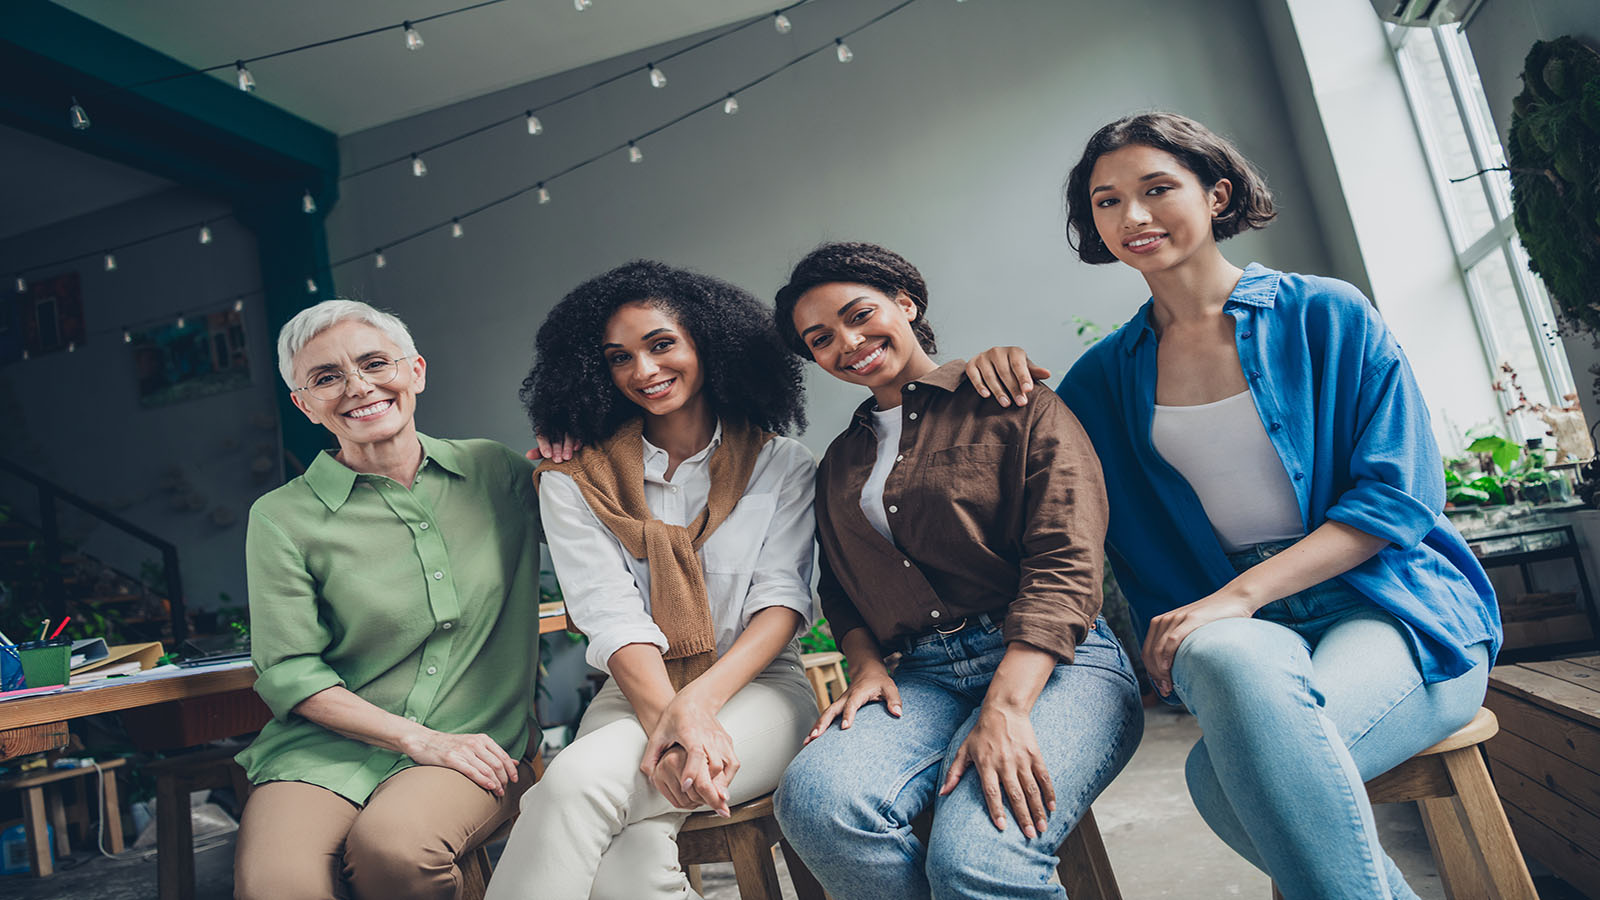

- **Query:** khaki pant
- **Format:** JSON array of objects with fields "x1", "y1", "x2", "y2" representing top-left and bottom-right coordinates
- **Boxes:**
[
  {"x1": 484, "y1": 650, "x2": 816, "y2": 900},
  {"x1": 234, "y1": 759, "x2": 532, "y2": 900}
]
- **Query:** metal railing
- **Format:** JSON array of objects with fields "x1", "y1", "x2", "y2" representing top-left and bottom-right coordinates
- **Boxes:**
[{"x1": 0, "y1": 457, "x2": 186, "y2": 644}]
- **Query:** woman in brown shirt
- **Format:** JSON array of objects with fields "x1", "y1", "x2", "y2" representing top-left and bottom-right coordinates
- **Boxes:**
[{"x1": 771, "y1": 242, "x2": 1143, "y2": 900}]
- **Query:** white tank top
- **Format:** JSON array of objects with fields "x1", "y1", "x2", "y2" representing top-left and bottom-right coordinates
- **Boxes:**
[
  {"x1": 859, "y1": 407, "x2": 902, "y2": 543},
  {"x1": 1151, "y1": 391, "x2": 1306, "y2": 553}
]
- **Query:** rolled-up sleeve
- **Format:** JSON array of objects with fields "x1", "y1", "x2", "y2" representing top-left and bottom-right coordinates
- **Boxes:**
[
  {"x1": 1004, "y1": 392, "x2": 1108, "y2": 663},
  {"x1": 246, "y1": 507, "x2": 345, "y2": 721},
  {"x1": 1324, "y1": 345, "x2": 1443, "y2": 550},
  {"x1": 538, "y1": 472, "x2": 670, "y2": 673},
  {"x1": 738, "y1": 442, "x2": 818, "y2": 633}
]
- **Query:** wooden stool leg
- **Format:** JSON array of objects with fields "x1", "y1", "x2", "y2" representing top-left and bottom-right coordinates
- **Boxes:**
[
  {"x1": 726, "y1": 821, "x2": 784, "y2": 900},
  {"x1": 803, "y1": 668, "x2": 830, "y2": 712},
  {"x1": 779, "y1": 837, "x2": 827, "y2": 900},
  {"x1": 685, "y1": 863, "x2": 704, "y2": 894},
  {"x1": 1440, "y1": 748, "x2": 1537, "y2": 900},
  {"x1": 157, "y1": 776, "x2": 196, "y2": 900},
  {"x1": 22, "y1": 785, "x2": 53, "y2": 877},
  {"x1": 46, "y1": 787, "x2": 71, "y2": 858},
  {"x1": 101, "y1": 766, "x2": 125, "y2": 854},
  {"x1": 459, "y1": 845, "x2": 493, "y2": 900},
  {"x1": 1271, "y1": 886, "x2": 1284, "y2": 900},
  {"x1": 1418, "y1": 795, "x2": 1485, "y2": 900},
  {"x1": 1057, "y1": 807, "x2": 1121, "y2": 900}
]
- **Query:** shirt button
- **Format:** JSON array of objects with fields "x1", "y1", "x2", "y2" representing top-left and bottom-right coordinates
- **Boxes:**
[
  {"x1": 407, "y1": 715, "x2": 418, "y2": 722},
  {"x1": 906, "y1": 384, "x2": 917, "y2": 391},
  {"x1": 896, "y1": 454, "x2": 904, "y2": 462},
  {"x1": 1241, "y1": 330, "x2": 1253, "y2": 339},
  {"x1": 888, "y1": 505, "x2": 898, "y2": 513},
  {"x1": 419, "y1": 521, "x2": 430, "y2": 530},
  {"x1": 441, "y1": 621, "x2": 453, "y2": 630},
  {"x1": 433, "y1": 571, "x2": 444, "y2": 580},
  {"x1": 1250, "y1": 372, "x2": 1261, "y2": 380},
  {"x1": 1293, "y1": 472, "x2": 1305, "y2": 481},
  {"x1": 902, "y1": 559, "x2": 912, "y2": 568},
  {"x1": 670, "y1": 485, "x2": 679, "y2": 493},
  {"x1": 426, "y1": 666, "x2": 438, "y2": 675},
  {"x1": 908, "y1": 412, "x2": 918, "y2": 421},
  {"x1": 930, "y1": 610, "x2": 941, "y2": 618},
  {"x1": 1270, "y1": 423, "x2": 1282, "y2": 432}
]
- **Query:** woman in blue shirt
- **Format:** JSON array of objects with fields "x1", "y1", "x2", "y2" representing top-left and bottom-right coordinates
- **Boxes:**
[{"x1": 967, "y1": 112, "x2": 1500, "y2": 899}]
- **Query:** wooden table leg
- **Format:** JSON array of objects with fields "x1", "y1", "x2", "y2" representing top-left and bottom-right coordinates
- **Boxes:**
[
  {"x1": 102, "y1": 764, "x2": 125, "y2": 854},
  {"x1": 157, "y1": 775, "x2": 195, "y2": 900},
  {"x1": 22, "y1": 785, "x2": 53, "y2": 877}
]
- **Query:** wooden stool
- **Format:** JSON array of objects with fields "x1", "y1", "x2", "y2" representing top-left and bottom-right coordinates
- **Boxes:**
[
  {"x1": 679, "y1": 792, "x2": 826, "y2": 900},
  {"x1": 0, "y1": 757, "x2": 126, "y2": 876},
  {"x1": 1271, "y1": 707, "x2": 1535, "y2": 900},
  {"x1": 801, "y1": 651, "x2": 848, "y2": 712},
  {"x1": 911, "y1": 804, "x2": 1122, "y2": 900},
  {"x1": 142, "y1": 746, "x2": 253, "y2": 900}
]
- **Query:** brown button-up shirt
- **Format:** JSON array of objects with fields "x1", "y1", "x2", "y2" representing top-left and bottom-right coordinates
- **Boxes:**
[{"x1": 815, "y1": 360, "x2": 1108, "y2": 662}]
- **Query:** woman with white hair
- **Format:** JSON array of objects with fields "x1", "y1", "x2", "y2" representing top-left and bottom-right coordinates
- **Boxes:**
[{"x1": 232, "y1": 299, "x2": 544, "y2": 900}]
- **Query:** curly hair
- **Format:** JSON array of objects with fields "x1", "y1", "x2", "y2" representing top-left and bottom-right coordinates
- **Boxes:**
[
  {"x1": 1064, "y1": 112, "x2": 1277, "y2": 265},
  {"x1": 522, "y1": 261, "x2": 806, "y2": 443},
  {"x1": 772, "y1": 242, "x2": 937, "y2": 360}
]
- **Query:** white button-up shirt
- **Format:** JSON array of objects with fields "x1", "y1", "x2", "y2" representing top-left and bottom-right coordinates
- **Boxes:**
[{"x1": 539, "y1": 424, "x2": 818, "y2": 673}]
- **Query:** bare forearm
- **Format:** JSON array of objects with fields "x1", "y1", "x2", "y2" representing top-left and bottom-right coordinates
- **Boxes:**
[
  {"x1": 983, "y1": 641, "x2": 1057, "y2": 715},
  {"x1": 1224, "y1": 520, "x2": 1389, "y2": 612},
  {"x1": 293, "y1": 686, "x2": 428, "y2": 757},
  {"x1": 607, "y1": 643, "x2": 679, "y2": 733},
  {"x1": 680, "y1": 607, "x2": 804, "y2": 710},
  {"x1": 837, "y1": 626, "x2": 889, "y2": 677}
]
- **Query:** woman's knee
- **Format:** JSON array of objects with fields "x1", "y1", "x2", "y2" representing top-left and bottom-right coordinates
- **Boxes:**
[{"x1": 1172, "y1": 618, "x2": 1304, "y2": 701}]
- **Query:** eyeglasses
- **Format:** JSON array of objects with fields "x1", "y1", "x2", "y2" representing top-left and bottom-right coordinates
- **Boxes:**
[{"x1": 293, "y1": 356, "x2": 411, "y2": 400}]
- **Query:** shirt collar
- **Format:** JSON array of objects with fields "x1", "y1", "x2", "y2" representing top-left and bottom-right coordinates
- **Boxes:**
[
  {"x1": 642, "y1": 419, "x2": 723, "y2": 479},
  {"x1": 847, "y1": 359, "x2": 968, "y2": 431},
  {"x1": 305, "y1": 432, "x2": 462, "y2": 512},
  {"x1": 1120, "y1": 262, "x2": 1280, "y2": 355}
]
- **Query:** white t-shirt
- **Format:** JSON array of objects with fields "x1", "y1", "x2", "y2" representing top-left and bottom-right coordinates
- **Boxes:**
[
  {"x1": 1151, "y1": 390, "x2": 1306, "y2": 553},
  {"x1": 859, "y1": 407, "x2": 902, "y2": 543}
]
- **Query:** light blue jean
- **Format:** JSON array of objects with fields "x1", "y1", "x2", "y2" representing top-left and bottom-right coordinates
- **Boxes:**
[
  {"x1": 774, "y1": 616, "x2": 1143, "y2": 900},
  {"x1": 1174, "y1": 541, "x2": 1491, "y2": 900}
]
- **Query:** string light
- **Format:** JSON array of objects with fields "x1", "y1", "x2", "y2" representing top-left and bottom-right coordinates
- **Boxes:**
[
  {"x1": 306, "y1": 278, "x2": 318, "y2": 293},
  {"x1": 835, "y1": 39, "x2": 853, "y2": 62},
  {"x1": 723, "y1": 94, "x2": 740, "y2": 114},
  {"x1": 176, "y1": 314, "x2": 187, "y2": 329},
  {"x1": 123, "y1": 329, "x2": 132, "y2": 343},
  {"x1": 21, "y1": 350, "x2": 29, "y2": 361},
  {"x1": 302, "y1": 190, "x2": 317, "y2": 214},
  {"x1": 537, "y1": 183, "x2": 550, "y2": 204},
  {"x1": 774, "y1": 12, "x2": 792, "y2": 33},
  {"x1": 69, "y1": 97, "x2": 90, "y2": 131},
  {"x1": 233, "y1": 298, "x2": 245, "y2": 312},
  {"x1": 198, "y1": 226, "x2": 213, "y2": 244},
  {"x1": 14, "y1": 277, "x2": 25, "y2": 293},
  {"x1": 648, "y1": 64, "x2": 667, "y2": 89},
  {"x1": 450, "y1": 218, "x2": 465, "y2": 238},
  {"x1": 627, "y1": 142, "x2": 643, "y2": 163},
  {"x1": 103, "y1": 253, "x2": 117, "y2": 272},
  {"x1": 403, "y1": 21, "x2": 424, "y2": 50},
  {"x1": 235, "y1": 61, "x2": 256, "y2": 92},
  {"x1": 67, "y1": 341, "x2": 76, "y2": 353},
  {"x1": 574, "y1": 0, "x2": 592, "y2": 9},
  {"x1": 411, "y1": 154, "x2": 428, "y2": 177},
  {"x1": 525, "y1": 112, "x2": 543, "y2": 135},
  {"x1": 374, "y1": 249, "x2": 388, "y2": 268}
]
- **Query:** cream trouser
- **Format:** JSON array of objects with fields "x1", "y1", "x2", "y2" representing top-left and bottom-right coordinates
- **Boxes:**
[{"x1": 484, "y1": 648, "x2": 816, "y2": 900}]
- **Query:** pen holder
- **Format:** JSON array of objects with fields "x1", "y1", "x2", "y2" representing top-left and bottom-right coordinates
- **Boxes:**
[
  {"x1": 0, "y1": 644, "x2": 23, "y2": 691},
  {"x1": 15, "y1": 639, "x2": 71, "y2": 688}
]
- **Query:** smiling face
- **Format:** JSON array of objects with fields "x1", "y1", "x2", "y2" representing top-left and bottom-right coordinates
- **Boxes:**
[
  {"x1": 791, "y1": 282, "x2": 932, "y2": 404},
  {"x1": 602, "y1": 301, "x2": 706, "y2": 420},
  {"x1": 289, "y1": 319, "x2": 426, "y2": 450},
  {"x1": 1088, "y1": 143, "x2": 1232, "y2": 276}
]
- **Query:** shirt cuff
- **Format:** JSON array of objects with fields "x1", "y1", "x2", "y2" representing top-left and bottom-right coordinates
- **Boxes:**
[
  {"x1": 254, "y1": 655, "x2": 347, "y2": 721},
  {"x1": 1002, "y1": 609, "x2": 1090, "y2": 664},
  {"x1": 1326, "y1": 481, "x2": 1437, "y2": 550},
  {"x1": 585, "y1": 626, "x2": 671, "y2": 674}
]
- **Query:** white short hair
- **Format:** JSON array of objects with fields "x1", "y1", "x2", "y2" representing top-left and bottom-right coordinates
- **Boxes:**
[{"x1": 276, "y1": 299, "x2": 419, "y2": 389}]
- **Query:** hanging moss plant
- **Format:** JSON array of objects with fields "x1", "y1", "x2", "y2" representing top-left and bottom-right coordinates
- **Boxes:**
[{"x1": 1508, "y1": 37, "x2": 1600, "y2": 332}]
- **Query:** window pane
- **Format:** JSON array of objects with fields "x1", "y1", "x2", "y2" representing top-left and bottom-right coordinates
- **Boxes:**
[
  {"x1": 1509, "y1": 239, "x2": 1578, "y2": 400},
  {"x1": 1439, "y1": 28, "x2": 1513, "y2": 218},
  {"x1": 1397, "y1": 33, "x2": 1497, "y2": 245},
  {"x1": 1468, "y1": 251, "x2": 1551, "y2": 419}
]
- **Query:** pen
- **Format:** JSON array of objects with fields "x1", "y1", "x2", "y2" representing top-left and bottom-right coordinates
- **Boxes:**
[
  {"x1": 48, "y1": 617, "x2": 71, "y2": 640},
  {"x1": 38, "y1": 619, "x2": 51, "y2": 642}
]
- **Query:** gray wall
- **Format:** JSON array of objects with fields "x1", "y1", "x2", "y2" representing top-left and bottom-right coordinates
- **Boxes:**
[
  {"x1": 326, "y1": 0, "x2": 1334, "y2": 459},
  {"x1": 0, "y1": 188, "x2": 276, "y2": 616}
]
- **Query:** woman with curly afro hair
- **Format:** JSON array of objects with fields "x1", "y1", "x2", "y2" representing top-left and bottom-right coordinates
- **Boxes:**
[{"x1": 486, "y1": 261, "x2": 821, "y2": 900}]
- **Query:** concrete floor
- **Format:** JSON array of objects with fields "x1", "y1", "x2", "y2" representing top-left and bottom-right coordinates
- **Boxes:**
[{"x1": 3, "y1": 705, "x2": 1587, "y2": 898}]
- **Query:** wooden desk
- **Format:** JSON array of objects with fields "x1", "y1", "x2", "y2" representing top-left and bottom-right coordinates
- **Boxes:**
[{"x1": 1484, "y1": 655, "x2": 1600, "y2": 897}]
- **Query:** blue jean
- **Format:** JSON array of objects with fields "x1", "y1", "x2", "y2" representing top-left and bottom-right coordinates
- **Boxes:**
[
  {"x1": 1174, "y1": 542, "x2": 1491, "y2": 900},
  {"x1": 775, "y1": 617, "x2": 1143, "y2": 900}
]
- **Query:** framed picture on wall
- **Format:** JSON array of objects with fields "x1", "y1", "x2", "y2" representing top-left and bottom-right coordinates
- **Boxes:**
[
  {"x1": 130, "y1": 308, "x2": 251, "y2": 407},
  {"x1": 0, "y1": 272, "x2": 87, "y2": 363}
]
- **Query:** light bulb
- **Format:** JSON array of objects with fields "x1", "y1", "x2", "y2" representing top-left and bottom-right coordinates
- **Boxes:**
[
  {"x1": 774, "y1": 12, "x2": 792, "y2": 33},
  {"x1": 835, "y1": 39, "x2": 853, "y2": 63},
  {"x1": 198, "y1": 226, "x2": 213, "y2": 244},
  {"x1": 302, "y1": 190, "x2": 317, "y2": 214},
  {"x1": 451, "y1": 219, "x2": 464, "y2": 238},
  {"x1": 574, "y1": 0, "x2": 591, "y2": 9},
  {"x1": 176, "y1": 315, "x2": 187, "y2": 329},
  {"x1": 236, "y1": 61, "x2": 256, "y2": 92},
  {"x1": 628, "y1": 142, "x2": 643, "y2": 163},
  {"x1": 536, "y1": 183, "x2": 550, "y2": 204},
  {"x1": 412, "y1": 154, "x2": 428, "y2": 177},
  {"x1": 67, "y1": 341, "x2": 76, "y2": 353},
  {"x1": 233, "y1": 298, "x2": 245, "y2": 312},
  {"x1": 648, "y1": 64, "x2": 667, "y2": 89},
  {"x1": 70, "y1": 97, "x2": 90, "y2": 130},
  {"x1": 14, "y1": 277, "x2": 25, "y2": 293},
  {"x1": 723, "y1": 94, "x2": 740, "y2": 115},
  {"x1": 374, "y1": 250, "x2": 387, "y2": 268},
  {"x1": 403, "y1": 21, "x2": 424, "y2": 50},
  {"x1": 21, "y1": 350, "x2": 28, "y2": 360},
  {"x1": 526, "y1": 112, "x2": 543, "y2": 135},
  {"x1": 123, "y1": 329, "x2": 132, "y2": 343},
  {"x1": 306, "y1": 278, "x2": 318, "y2": 293},
  {"x1": 104, "y1": 253, "x2": 117, "y2": 272}
]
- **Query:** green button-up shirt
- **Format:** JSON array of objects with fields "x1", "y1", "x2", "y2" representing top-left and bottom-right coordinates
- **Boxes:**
[{"x1": 235, "y1": 434, "x2": 543, "y2": 803}]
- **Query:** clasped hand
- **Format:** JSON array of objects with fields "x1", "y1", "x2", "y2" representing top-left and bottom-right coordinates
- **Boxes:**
[
  {"x1": 640, "y1": 690, "x2": 738, "y2": 816},
  {"x1": 1142, "y1": 589, "x2": 1256, "y2": 697}
]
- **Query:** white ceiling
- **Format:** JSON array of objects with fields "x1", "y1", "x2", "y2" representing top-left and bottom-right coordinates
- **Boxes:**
[{"x1": 52, "y1": 0, "x2": 783, "y2": 135}]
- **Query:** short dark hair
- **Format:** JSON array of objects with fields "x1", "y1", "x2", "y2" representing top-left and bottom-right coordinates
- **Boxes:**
[
  {"x1": 522, "y1": 261, "x2": 806, "y2": 443},
  {"x1": 773, "y1": 242, "x2": 937, "y2": 359},
  {"x1": 1064, "y1": 112, "x2": 1277, "y2": 265}
]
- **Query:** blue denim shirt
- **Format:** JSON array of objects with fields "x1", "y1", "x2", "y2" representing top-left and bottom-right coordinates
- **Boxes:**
[{"x1": 1056, "y1": 263, "x2": 1500, "y2": 683}]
